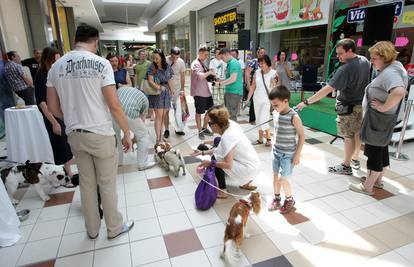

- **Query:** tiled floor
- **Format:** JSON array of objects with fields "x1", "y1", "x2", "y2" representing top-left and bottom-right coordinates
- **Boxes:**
[{"x1": 2, "y1": 101, "x2": 414, "y2": 267}]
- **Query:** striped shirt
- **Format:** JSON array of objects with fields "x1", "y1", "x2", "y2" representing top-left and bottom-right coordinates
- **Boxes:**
[
  {"x1": 4, "y1": 61, "x2": 28, "y2": 92},
  {"x1": 274, "y1": 108, "x2": 297, "y2": 154},
  {"x1": 117, "y1": 87, "x2": 148, "y2": 119}
]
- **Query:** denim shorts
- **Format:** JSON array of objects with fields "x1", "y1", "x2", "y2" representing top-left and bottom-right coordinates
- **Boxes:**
[{"x1": 272, "y1": 150, "x2": 294, "y2": 177}]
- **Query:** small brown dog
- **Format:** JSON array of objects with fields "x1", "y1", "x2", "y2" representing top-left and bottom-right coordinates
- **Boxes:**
[{"x1": 221, "y1": 192, "x2": 261, "y2": 265}]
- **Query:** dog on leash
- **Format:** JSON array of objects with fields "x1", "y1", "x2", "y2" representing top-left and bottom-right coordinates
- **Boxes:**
[
  {"x1": 154, "y1": 142, "x2": 186, "y2": 177},
  {"x1": 1, "y1": 161, "x2": 68, "y2": 203},
  {"x1": 221, "y1": 192, "x2": 261, "y2": 265}
]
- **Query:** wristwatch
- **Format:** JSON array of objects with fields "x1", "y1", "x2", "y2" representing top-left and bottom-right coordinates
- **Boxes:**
[{"x1": 304, "y1": 99, "x2": 310, "y2": 106}]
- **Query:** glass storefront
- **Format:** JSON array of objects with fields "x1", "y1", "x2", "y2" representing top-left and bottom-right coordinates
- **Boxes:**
[{"x1": 174, "y1": 16, "x2": 191, "y2": 67}]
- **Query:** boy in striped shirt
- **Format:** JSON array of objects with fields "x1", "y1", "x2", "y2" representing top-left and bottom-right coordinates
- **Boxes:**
[{"x1": 268, "y1": 85, "x2": 305, "y2": 214}]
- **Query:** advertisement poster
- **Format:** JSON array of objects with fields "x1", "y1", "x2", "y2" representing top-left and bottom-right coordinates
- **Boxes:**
[{"x1": 259, "y1": 0, "x2": 330, "y2": 33}]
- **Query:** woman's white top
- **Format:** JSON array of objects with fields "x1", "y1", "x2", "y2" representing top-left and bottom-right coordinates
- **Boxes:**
[
  {"x1": 254, "y1": 69, "x2": 277, "y2": 102},
  {"x1": 214, "y1": 120, "x2": 260, "y2": 179}
]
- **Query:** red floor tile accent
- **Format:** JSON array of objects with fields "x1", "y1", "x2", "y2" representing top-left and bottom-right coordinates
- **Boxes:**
[
  {"x1": 147, "y1": 176, "x2": 173, "y2": 189},
  {"x1": 372, "y1": 188, "x2": 395, "y2": 200},
  {"x1": 24, "y1": 259, "x2": 55, "y2": 267},
  {"x1": 163, "y1": 229, "x2": 203, "y2": 258},
  {"x1": 43, "y1": 191, "x2": 74, "y2": 208},
  {"x1": 281, "y1": 208, "x2": 310, "y2": 225}
]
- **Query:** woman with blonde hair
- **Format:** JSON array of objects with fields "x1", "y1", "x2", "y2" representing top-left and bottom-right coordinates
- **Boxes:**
[
  {"x1": 349, "y1": 41, "x2": 407, "y2": 195},
  {"x1": 195, "y1": 106, "x2": 260, "y2": 198}
]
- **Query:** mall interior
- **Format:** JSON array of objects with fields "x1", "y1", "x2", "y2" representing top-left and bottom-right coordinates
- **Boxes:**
[{"x1": 1, "y1": 0, "x2": 414, "y2": 266}]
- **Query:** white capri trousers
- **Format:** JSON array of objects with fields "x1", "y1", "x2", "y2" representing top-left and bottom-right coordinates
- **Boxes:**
[{"x1": 253, "y1": 98, "x2": 271, "y2": 131}]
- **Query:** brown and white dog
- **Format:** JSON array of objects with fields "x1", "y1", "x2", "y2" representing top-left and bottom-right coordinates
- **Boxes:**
[
  {"x1": 154, "y1": 142, "x2": 186, "y2": 177},
  {"x1": 221, "y1": 192, "x2": 261, "y2": 265},
  {"x1": 1, "y1": 161, "x2": 68, "y2": 203}
]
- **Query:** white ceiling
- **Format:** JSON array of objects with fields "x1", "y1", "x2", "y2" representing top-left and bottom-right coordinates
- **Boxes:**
[{"x1": 61, "y1": 0, "x2": 217, "y2": 42}]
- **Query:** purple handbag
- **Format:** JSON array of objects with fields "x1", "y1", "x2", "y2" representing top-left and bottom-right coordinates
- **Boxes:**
[{"x1": 195, "y1": 160, "x2": 218, "y2": 210}]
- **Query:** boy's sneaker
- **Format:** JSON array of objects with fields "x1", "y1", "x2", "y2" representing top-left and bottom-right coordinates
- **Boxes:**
[
  {"x1": 268, "y1": 197, "x2": 282, "y2": 211},
  {"x1": 351, "y1": 159, "x2": 361, "y2": 170},
  {"x1": 328, "y1": 163, "x2": 353, "y2": 175},
  {"x1": 202, "y1": 128, "x2": 213, "y2": 136},
  {"x1": 279, "y1": 198, "x2": 295, "y2": 214}
]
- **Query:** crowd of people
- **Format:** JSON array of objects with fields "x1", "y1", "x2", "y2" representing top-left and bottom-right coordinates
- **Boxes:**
[{"x1": 2, "y1": 23, "x2": 408, "y2": 240}]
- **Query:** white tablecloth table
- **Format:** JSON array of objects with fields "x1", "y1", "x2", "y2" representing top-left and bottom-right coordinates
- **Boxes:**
[
  {"x1": 0, "y1": 181, "x2": 20, "y2": 247},
  {"x1": 5, "y1": 105, "x2": 54, "y2": 163}
]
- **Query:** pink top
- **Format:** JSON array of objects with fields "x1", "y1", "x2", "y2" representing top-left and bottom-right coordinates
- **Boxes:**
[{"x1": 190, "y1": 58, "x2": 211, "y2": 97}]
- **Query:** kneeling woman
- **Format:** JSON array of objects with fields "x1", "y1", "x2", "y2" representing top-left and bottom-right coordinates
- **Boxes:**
[{"x1": 197, "y1": 106, "x2": 260, "y2": 198}]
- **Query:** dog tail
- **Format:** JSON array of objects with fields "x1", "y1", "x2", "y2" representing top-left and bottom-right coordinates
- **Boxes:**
[{"x1": 223, "y1": 239, "x2": 241, "y2": 266}]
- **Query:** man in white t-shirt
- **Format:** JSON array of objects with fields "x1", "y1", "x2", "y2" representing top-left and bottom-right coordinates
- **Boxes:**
[
  {"x1": 209, "y1": 48, "x2": 226, "y2": 105},
  {"x1": 166, "y1": 47, "x2": 186, "y2": 136},
  {"x1": 47, "y1": 25, "x2": 134, "y2": 240}
]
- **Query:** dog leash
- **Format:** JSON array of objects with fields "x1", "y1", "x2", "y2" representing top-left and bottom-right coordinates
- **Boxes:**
[{"x1": 198, "y1": 173, "x2": 249, "y2": 198}]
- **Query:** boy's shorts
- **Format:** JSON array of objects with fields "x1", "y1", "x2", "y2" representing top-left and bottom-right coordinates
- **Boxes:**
[{"x1": 272, "y1": 150, "x2": 294, "y2": 177}]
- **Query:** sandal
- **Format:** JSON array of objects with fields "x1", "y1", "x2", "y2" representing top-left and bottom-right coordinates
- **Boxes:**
[
  {"x1": 252, "y1": 140, "x2": 263, "y2": 145},
  {"x1": 217, "y1": 190, "x2": 229, "y2": 199},
  {"x1": 328, "y1": 163, "x2": 353, "y2": 175},
  {"x1": 360, "y1": 176, "x2": 384, "y2": 189},
  {"x1": 239, "y1": 180, "x2": 257, "y2": 191},
  {"x1": 265, "y1": 139, "x2": 272, "y2": 147}
]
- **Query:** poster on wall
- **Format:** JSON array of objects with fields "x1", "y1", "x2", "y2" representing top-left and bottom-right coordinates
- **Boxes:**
[{"x1": 258, "y1": 0, "x2": 330, "y2": 33}]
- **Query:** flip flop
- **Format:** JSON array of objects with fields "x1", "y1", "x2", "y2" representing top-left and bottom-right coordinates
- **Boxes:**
[{"x1": 252, "y1": 140, "x2": 263, "y2": 145}]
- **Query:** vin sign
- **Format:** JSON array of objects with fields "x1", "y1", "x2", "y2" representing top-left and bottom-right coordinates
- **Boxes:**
[{"x1": 347, "y1": 2, "x2": 403, "y2": 23}]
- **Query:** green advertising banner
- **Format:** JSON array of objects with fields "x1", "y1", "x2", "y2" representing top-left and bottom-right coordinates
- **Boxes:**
[{"x1": 259, "y1": 0, "x2": 330, "y2": 33}]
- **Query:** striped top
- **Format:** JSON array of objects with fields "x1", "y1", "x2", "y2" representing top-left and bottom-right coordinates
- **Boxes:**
[
  {"x1": 274, "y1": 108, "x2": 297, "y2": 154},
  {"x1": 117, "y1": 87, "x2": 148, "y2": 119}
]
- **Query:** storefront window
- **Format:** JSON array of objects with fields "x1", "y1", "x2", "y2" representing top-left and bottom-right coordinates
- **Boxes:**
[{"x1": 175, "y1": 16, "x2": 191, "y2": 67}]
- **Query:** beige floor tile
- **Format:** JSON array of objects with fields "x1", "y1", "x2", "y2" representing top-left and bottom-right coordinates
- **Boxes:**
[
  {"x1": 387, "y1": 216, "x2": 414, "y2": 239},
  {"x1": 213, "y1": 200, "x2": 238, "y2": 222},
  {"x1": 244, "y1": 216, "x2": 264, "y2": 237},
  {"x1": 351, "y1": 230, "x2": 391, "y2": 259},
  {"x1": 394, "y1": 176, "x2": 414, "y2": 191},
  {"x1": 364, "y1": 222, "x2": 413, "y2": 249},
  {"x1": 285, "y1": 251, "x2": 317, "y2": 267},
  {"x1": 240, "y1": 233, "x2": 282, "y2": 264}
]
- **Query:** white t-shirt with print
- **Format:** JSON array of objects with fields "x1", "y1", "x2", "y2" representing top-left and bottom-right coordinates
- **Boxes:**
[
  {"x1": 47, "y1": 50, "x2": 116, "y2": 136},
  {"x1": 166, "y1": 56, "x2": 186, "y2": 92},
  {"x1": 209, "y1": 58, "x2": 226, "y2": 80},
  {"x1": 214, "y1": 120, "x2": 260, "y2": 180}
]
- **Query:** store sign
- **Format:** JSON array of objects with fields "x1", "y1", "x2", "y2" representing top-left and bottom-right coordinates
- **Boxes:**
[
  {"x1": 258, "y1": 0, "x2": 330, "y2": 33},
  {"x1": 402, "y1": 11, "x2": 414, "y2": 25},
  {"x1": 347, "y1": 1, "x2": 403, "y2": 23},
  {"x1": 214, "y1": 9, "x2": 237, "y2": 27}
]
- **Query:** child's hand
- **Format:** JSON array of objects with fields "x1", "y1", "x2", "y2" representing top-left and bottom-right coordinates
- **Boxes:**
[{"x1": 292, "y1": 154, "x2": 300, "y2": 165}]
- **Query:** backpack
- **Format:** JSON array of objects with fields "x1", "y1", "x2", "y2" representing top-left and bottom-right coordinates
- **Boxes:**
[{"x1": 195, "y1": 160, "x2": 218, "y2": 210}]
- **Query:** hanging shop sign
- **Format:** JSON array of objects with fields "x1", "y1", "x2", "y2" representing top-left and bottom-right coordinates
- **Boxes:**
[
  {"x1": 258, "y1": 0, "x2": 330, "y2": 33},
  {"x1": 347, "y1": 1, "x2": 403, "y2": 23},
  {"x1": 214, "y1": 9, "x2": 237, "y2": 28}
]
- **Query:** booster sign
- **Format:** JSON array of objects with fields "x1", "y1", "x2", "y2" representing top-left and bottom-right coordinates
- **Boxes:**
[{"x1": 347, "y1": 2, "x2": 403, "y2": 23}]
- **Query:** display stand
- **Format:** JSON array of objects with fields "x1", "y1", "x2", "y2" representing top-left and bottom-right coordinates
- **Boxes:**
[{"x1": 390, "y1": 99, "x2": 413, "y2": 161}]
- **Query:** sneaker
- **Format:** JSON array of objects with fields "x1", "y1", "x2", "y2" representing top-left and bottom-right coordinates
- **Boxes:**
[
  {"x1": 349, "y1": 183, "x2": 374, "y2": 196},
  {"x1": 175, "y1": 131, "x2": 185, "y2": 136},
  {"x1": 138, "y1": 161, "x2": 157, "y2": 171},
  {"x1": 108, "y1": 220, "x2": 134, "y2": 240},
  {"x1": 163, "y1": 130, "x2": 170, "y2": 139},
  {"x1": 279, "y1": 198, "x2": 295, "y2": 214},
  {"x1": 198, "y1": 132, "x2": 205, "y2": 140},
  {"x1": 328, "y1": 163, "x2": 353, "y2": 175},
  {"x1": 351, "y1": 159, "x2": 361, "y2": 170},
  {"x1": 360, "y1": 176, "x2": 384, "y2": 189},
  {"x1": 202, "y1": 128, "x2": 213, "y2": 136},
  {"x1": 268, "y1": 197, "x2": 282, "y2": 211}
]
